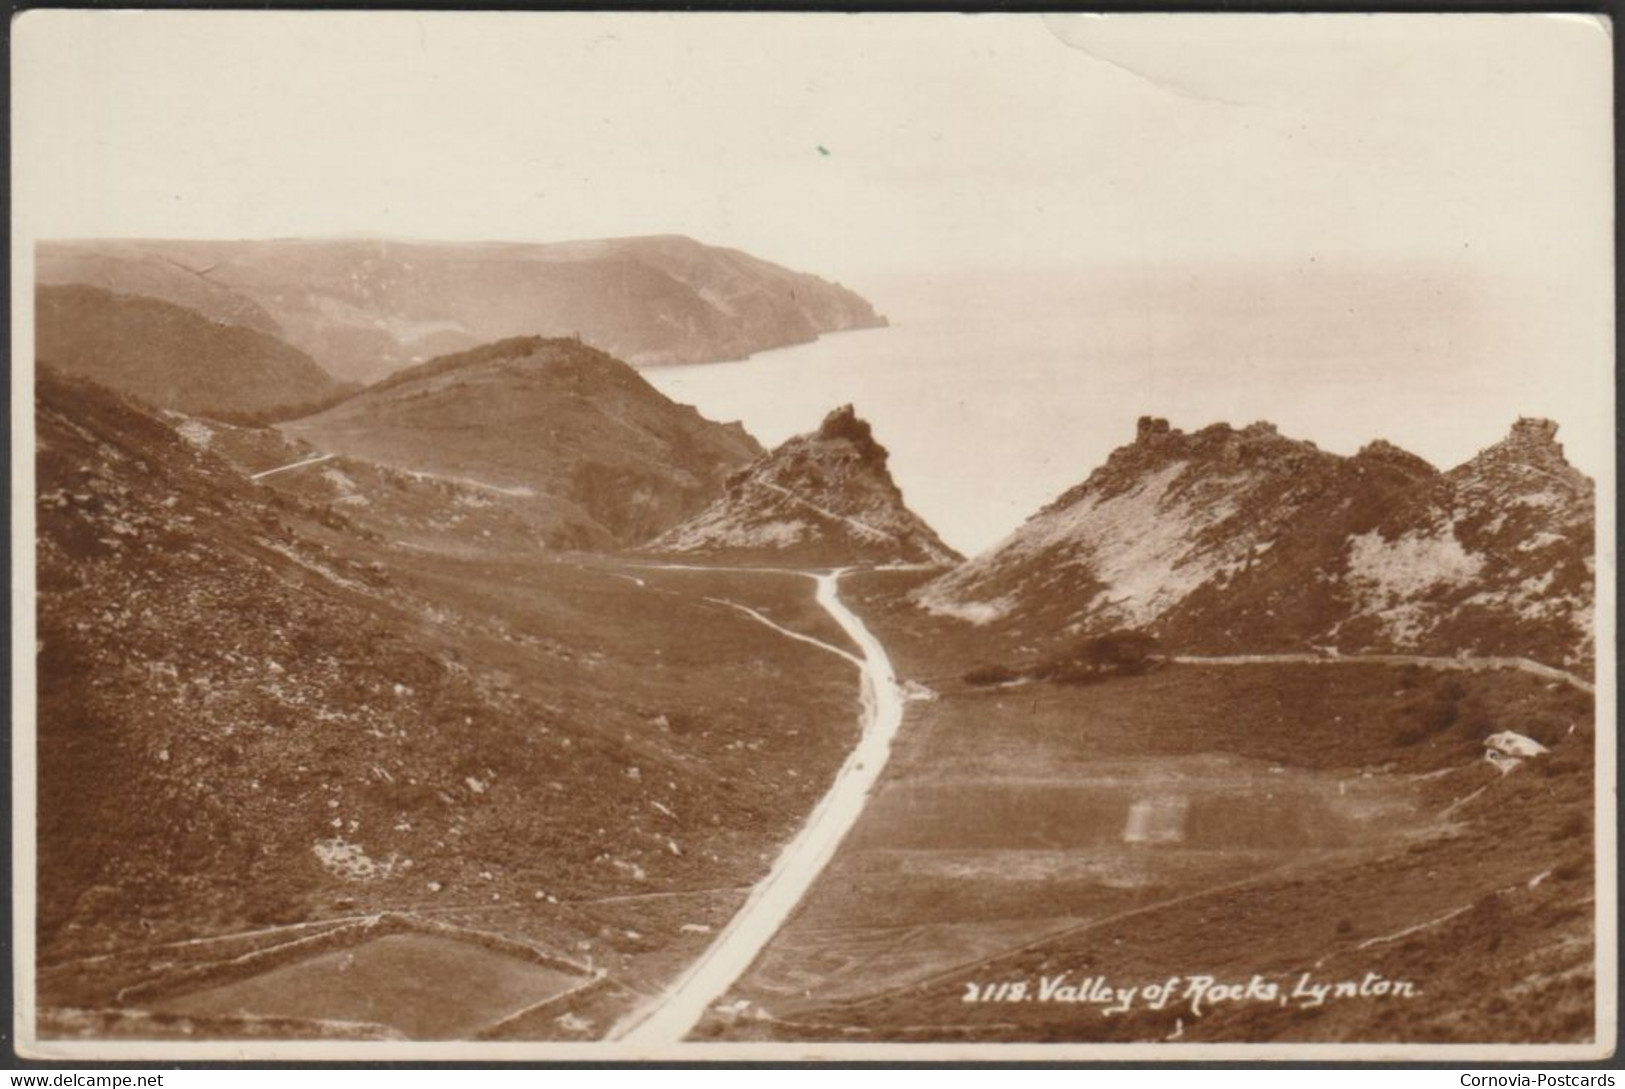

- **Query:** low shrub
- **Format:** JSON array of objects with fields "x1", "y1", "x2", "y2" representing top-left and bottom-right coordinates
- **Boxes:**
[
  {"x1": 1036, "y1": 630, "x2": 1160, "y2": 685},
  {"x1": 1550, "y1": 812, "x2": 1590, "y2": 842},
  {"x1": 1539, "y1": 752, "x2": 1585, "y2": 778},
  {"x1": 1393, "y1": 725, "x2": 1427, "y2": 747},
  {"x1": 963, "y1": 664, "x2": 1020, "y2": 687},
  {"x1": 1456, "y1": 694, "x2": 1496, "y2": 739}
]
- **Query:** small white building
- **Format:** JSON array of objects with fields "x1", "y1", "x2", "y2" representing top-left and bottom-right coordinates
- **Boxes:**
[{"x1": 1483, "y1": 730, "x2": 1550, "y2": 774}]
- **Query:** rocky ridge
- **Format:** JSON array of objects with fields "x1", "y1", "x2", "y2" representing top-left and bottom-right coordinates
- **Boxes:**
[{"x1": 916, "y1": 415, "x2": 1594, "y2": 671}]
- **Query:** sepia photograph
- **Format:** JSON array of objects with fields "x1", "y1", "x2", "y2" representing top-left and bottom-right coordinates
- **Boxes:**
[{"x1": 8, "y1": 9, "x2": 1616, "y2": 1062}]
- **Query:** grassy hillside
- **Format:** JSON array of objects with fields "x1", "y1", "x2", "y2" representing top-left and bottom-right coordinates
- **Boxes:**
[
  {"x1": 278, "y1": 337, "x2": 763, "y2": 548},
  {"x1": 36, "y1": 285, "x2": 348, "y2": 418},
  {"x1": 39, "y1": 236, "x2": 887, "y2": 382}
]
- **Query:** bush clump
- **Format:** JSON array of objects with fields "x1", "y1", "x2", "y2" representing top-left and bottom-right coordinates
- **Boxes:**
[
  {"x1": 1393, "y1": 675, "x2": 1495, "y2": 746},
  {"x1": 963, "y1": 664, "x2": 1020, "y2": 688},
  {"x1": 1035, "y1": 630, "x2": 1160, "y2": 685}
]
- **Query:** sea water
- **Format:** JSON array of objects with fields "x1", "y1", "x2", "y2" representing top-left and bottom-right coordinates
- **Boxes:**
[{"x1": 644, "y1": 269, "x2": 1605, "y2": 557}]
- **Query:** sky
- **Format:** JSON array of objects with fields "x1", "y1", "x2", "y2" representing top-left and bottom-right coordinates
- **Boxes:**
[
  {"x1": 11, "y1": 11, "x2": 1615, "y2": 500},
  {"x1": 12, "y1": 12, "x2": 1611, "y2": 280}
]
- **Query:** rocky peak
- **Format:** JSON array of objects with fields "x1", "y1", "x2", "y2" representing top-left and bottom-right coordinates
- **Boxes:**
[
  {"x1": 816, "y1": 404, "x2": 890, "y2": 468},
  {"x1": 1456, "y1": 417, "x2": 1589, "y2": 492},
  {"x1": 648, "y1": 406, "x2": 958, "y2": 565},
  {"x1": 1136, "y1": 416, "x2": 1174, "y2": 443},
  {"x1": 1510, "y1": 416, "x2": 1560, "y2": 444},
  {"x1": 1353, "y1": 439, "x2": 1438, "y2": 480},
  {"x1": 1045, "y1": 415, "x2": 1324, "y2": 518},
  {"x1": 1489, "y1": 417, "x2": 1569, "y2": 465},
  {"x1": 1168, "y1": 417, "x2": 1319, "y2": 465},
  {"x1": 1132, "y1": 416, "x2": 1284, "y2": 449}
]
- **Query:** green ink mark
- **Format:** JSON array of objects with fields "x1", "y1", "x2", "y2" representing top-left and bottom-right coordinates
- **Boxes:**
[{"x1": 817, "y1": 145, "x2": 831, "y2": 157}]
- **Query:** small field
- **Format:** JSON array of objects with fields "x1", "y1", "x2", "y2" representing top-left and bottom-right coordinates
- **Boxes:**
[
  {"x1": 153, "y1": 933, "x2": 581, "y2": 1039},
  {"x1": 844, "y1": 767, "x2": 1411, "y2": 853}
]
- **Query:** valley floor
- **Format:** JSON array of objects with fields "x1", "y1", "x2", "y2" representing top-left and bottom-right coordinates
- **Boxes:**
[{"x1": 688, "y1": 571, "x2": 1597, "y2": 1045}]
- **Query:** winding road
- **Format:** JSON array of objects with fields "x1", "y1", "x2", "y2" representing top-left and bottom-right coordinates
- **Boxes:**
[{"x1": 612, "y1": 567, "x2": 905, "y2": 1045}]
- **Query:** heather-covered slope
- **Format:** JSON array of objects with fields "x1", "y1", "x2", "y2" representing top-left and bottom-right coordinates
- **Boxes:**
[
  {"x1": 648, "y1": 405, "x2": 960, "y2": 567},
  {"x1": 279, "y1": 337, "x2": 763, "y2": 548},
  {"x1": 39, "y1": 236, "x2": 886, "y2": 383},
  {"x1": 35, "y1": 374, "x2": 859, "y2": 1013},
  {"x1": 36, "y1": 285, "x2": 346, "y2": 419},
  {"x1": 916, "y1": 416, "x2": 1594, "y2": 670},
  {"x1": 165, "y1": 414, "x2": 587, "y2": 556}
]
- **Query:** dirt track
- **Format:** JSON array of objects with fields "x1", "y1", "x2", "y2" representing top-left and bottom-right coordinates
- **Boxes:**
[
  {"x1": 614, "y1": 567, "x2": 905, "y2": 1045},
  {"x1": 1168, "y1": 652, "x2": 1594, "y2": 694}
]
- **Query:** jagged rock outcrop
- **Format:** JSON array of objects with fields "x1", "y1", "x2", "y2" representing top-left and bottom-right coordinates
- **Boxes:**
[
  {"x1": 915, "y1": 415, "x2": 1594, "y2": 671},
  {"x1": 1330, "y1": 417, "x2": 1595, "y2": 665},
  {"x1": 648, "y1": 405, "x2": 960, "y2": 567},
  {"x1": 38, "y1": 236, "x2": 886, "y2": 383}
]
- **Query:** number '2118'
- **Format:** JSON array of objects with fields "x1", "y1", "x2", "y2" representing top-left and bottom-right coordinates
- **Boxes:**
[{"x1": 963, "y1": 980, "x2": 1028, "y2": 1003}]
